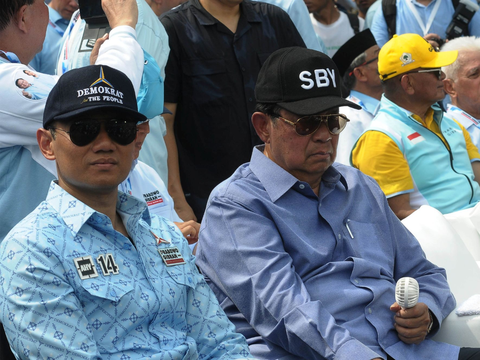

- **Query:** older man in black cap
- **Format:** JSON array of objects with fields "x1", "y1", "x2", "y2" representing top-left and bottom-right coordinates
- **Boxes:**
[
  {"x1": 0, "y1": 64, "x2": 253, "y2": 359},
  {"x1": 195, "y1": 47, "x2": 472, "y2": 359},
  {"x1": 332, "y1": 29, "x2": 382, "y2": 165}
]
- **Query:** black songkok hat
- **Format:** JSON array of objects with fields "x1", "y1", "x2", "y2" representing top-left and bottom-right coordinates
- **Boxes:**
[{"x1": 332, "y1": 29, "x2": 377, "y2": 78}]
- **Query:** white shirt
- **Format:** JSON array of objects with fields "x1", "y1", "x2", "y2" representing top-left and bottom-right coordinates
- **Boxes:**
[
  {"x1": 337, "y1": 92, "x2": 380, "y2": 166},
  {"x1": 310, "y1": 11, "x2": 365, "y2": 57}
]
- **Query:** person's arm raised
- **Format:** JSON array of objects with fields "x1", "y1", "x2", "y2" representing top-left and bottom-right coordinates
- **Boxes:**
[{"x1": 94, "y1": 0, "x2": 143, "y2": 95}]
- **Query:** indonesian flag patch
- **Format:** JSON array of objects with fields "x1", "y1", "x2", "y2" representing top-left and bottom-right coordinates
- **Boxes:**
[{"x1": 407, "y1": 132, "x2": 424, "y2": 145}]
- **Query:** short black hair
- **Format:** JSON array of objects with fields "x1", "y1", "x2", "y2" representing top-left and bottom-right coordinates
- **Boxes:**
[
  {"x1": 0, "y1": 0, "x2": 35, "y2": 32},
  {"x1": 255, "y1": 103, "x2": 284, "y2": 122}
]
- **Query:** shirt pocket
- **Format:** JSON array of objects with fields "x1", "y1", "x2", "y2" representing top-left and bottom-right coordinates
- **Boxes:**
[
  {"x1": 165, "y1": 262, "x2": 198, "y2": 290},
  {"x1": 78, "y1": 276, "x2": 134, "y2": 305},
  {"x1": 182, "y1": 58, "x2": 228, "y2": 106},
  {"x1": 345, "y1": 219, "x2": 394, "y2": 273}
]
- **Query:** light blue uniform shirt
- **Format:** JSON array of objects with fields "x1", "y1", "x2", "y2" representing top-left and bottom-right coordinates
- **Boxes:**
[
  {"x1": 370, "y1": 0, "x2": 480, "y2": 47},
  {"x1": 364, "y1": 0, "x2": 381, "y2": 28},
  {"x1": 196, "y1": 145, "x2": 459, "y2": 360},
  {"x1": 0, "y1": 181, "x2": 253, "y2": 359},
  {"x1": 30, "y1": 6, "x2": 69, "y2": 74}
]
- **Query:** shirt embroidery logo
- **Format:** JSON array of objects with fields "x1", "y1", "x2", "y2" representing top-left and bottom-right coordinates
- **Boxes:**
[
  {"x1": 158, "y1": 247, "x2": 186, "y2": 266},
  {"x1": 97, "y1": 254, "x2": 120, "y2": 276},
  {"x1": 73, "y1": 256, "x2": 99, "y2": 280},
  {"x1": 407, "y1": 132, "x2": 425, "y2": 145}
]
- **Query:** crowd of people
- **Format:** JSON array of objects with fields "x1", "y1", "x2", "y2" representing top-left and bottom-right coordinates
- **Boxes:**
[{"x1": 1, "y1": 0, "x2": 480, "y2": 358}]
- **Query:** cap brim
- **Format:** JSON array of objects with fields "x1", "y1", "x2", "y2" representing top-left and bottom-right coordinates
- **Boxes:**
[
  {"x1": 278, "y1": 96, "x2": 361, "y2": 116},
  {"x1": 423, "y1": 50, "x2": 458, "y2": 68},
  {"x1": 51, "y1": 104, "x2": 147, "y2": 124}
]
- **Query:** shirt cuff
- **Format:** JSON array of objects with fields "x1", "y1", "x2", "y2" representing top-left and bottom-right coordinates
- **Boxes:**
[{"x1": 109, "y1": 25, "x2": 137, "y2": 40}]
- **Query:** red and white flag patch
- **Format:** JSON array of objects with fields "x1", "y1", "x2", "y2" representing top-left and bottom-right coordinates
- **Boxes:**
[{"x1": 407, "y1": 132, "x2": 424, "y2": 145}]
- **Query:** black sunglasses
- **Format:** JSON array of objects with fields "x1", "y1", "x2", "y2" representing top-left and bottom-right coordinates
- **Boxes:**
[
  {"x1": 51, "y1": 118, "x2": 138, "y2": 146},
  {"x1": 404, "y1": 68, "x2": 443, "y2": 80},
  {"x1": 273, "y1": 114, "x2": 349, "y2": 136}
]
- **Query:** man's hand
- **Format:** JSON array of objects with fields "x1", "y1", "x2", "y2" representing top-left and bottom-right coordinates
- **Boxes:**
[
  {"x1": 390, "y1": 302, "x2": 432, "y2": 344},
  {"x1": 174, "y1": 220, "x2": 200, "y2": 244},
  {"x1": 89, "y1": 33, "x2": 109, "y2": 65},
  {"x1": 102, "y1": 0, "x2": 138, "y2": 29},
  {"x1": 424, "y1": 33, "x2": 446, "y2": 50}
]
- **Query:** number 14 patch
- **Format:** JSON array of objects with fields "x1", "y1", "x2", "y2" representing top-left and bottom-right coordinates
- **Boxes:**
[{"x1": 74, "y1": 254, "x2": 119, "y2": 280}]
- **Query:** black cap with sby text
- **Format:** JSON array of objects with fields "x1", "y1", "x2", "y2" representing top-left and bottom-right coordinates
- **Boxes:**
[
  {"x1": 255, "y1": 47, "x2": 361, "y2": 116},
  {"x1": 43, "y1": 65, "x2": 146, "y2": 128}
]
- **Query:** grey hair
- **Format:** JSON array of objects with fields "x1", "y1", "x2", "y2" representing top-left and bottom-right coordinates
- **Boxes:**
[
  {"x1": 342, "y1": 51, "x2": 367, "y2": 91},
  {"x1": 441, "y1": 36, "x2": 480, "y2": 81}
]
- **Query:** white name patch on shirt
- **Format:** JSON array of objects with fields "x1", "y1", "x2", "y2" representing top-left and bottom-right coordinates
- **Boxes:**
[
  {"x1": 73, "y1": 256, "x2": 99, "y2": 280},
  {"x1": 158, "y1": 247, "x2": 186, "y2": 266}
]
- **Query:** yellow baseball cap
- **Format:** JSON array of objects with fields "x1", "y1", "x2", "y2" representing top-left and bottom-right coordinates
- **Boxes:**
[{"x1": 378, "y1": 33, "x2": 458, "y2": 81}]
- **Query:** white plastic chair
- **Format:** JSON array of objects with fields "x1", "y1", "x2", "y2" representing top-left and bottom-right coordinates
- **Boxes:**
[{"x1": 401, "y1": 205, "x2": 480, "y2": 347}]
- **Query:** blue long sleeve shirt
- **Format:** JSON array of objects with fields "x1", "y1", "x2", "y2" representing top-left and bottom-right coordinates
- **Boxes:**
[
  {"x1": 370, "y1": 0, "x2": 480, "y2": 47},
  {"x1": 0, "y1": 182, "x2": 253, "y2": 359},
  {"x1": 196, "y1": 145, "x2": 459, "y2": 360}
]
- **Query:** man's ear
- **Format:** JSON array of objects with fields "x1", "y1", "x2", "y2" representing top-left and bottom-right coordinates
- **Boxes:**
[
  {"x1": 37, "y1": 128, "x2": 56, "y2": 161},
  {"x1": 251, "y1": 112, "x2": 272, "y2": 144},
  {"x1": 443, "y1": 78, "x2": 457, "y2": 98},
  {"x1": 400, "y1": 74, "x2": 415, "y2": 95},
  {"x1": 353, "y1": 67, "x2": 367, "y2": 83},
  {"x1": 14, "y1": 5, "x2": 30, "y2": 33}
]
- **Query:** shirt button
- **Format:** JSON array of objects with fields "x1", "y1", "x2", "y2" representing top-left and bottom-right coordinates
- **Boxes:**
[
  {"x1": 337, "y1": 234, "x2": 341, "y2": 240},
  {"x1": 354, "y1": 279, "x2": 359, "y2": 284},
  {"x1": 188, "y1": 277, "x2": 192, "y2": 283},
  {"x1": 299, "y1": 184, "x2": 305, "y2": 189},
  {"x1": 368, "y1": 308, "x2": 373, "y2": 314},
  {"x1": 110, "y1": 290, "x2": 117, "y2": 297}
]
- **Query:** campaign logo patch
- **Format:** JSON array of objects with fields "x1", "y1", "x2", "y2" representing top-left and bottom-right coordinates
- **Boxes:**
[
  {"x1": 73, "y1": 256, "x2": 99, "y2": 280},
  {"x1": 407, "y1": 132, "x2": 424, "y2": 145},
  {"x1": 143, "y1": 190, "x2": 164, "y2": 207},
  {"x1": 158, "y1": 247, "x2": 186, "y2": 266}
]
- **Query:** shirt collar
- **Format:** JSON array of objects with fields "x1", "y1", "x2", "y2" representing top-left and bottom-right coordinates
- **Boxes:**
[
  {"x1": 349, "y1": 90, "x2": 380, "y2": 116},
  {"x1": 381, "y1": 94, "x2": 443, "y2": 124},
  {"x1": 48, "y1": 6, "x2": 69, "y2": 26},
  {"x1": 46, "y1": 181, "x2": 151, "y2": 237},
  {"x1": 249, "y1": 145, "x2": 348, "y2": 202},
  {"x1": 191, "y1": 0, "x2": 262, "y2": 26}
]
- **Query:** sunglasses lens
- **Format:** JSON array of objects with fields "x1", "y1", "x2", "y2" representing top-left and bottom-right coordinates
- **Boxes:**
[
  {"x1": 328, "y1": 115, "x2": 347, "y2": 134},
  {"x1": 69, "y1": 121, "x2": 101, "y2": 146},
  {"x1": 296, "y1": 116, "x2": 321, "y2": 135},
  {"x1": 296, "y1": 115, "x2": 347, "y2": 135},
  {"x1": 107, "y1": 119, "x2": 138, "y2": 145}
]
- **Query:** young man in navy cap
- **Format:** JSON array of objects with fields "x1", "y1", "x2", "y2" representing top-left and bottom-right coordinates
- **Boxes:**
[
  {"x1": 196, "y1": 47, "x2": 478, "y2": 359},
  {"x1": 0, "y1": 65, "x2": 253, "y2": 359}
]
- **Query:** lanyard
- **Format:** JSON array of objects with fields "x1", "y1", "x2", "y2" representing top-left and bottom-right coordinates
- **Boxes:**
[
  {"x1": 0, "y1": 50, "x2": 20, "y2": 63},
  {"x1": 405, "y1": 0, "x2": 442, "y2": 36}
]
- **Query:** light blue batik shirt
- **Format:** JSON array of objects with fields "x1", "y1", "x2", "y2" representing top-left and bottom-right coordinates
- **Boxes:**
[{"x1": 0, "y1": 181, "x2": 253, "y2": 359}]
